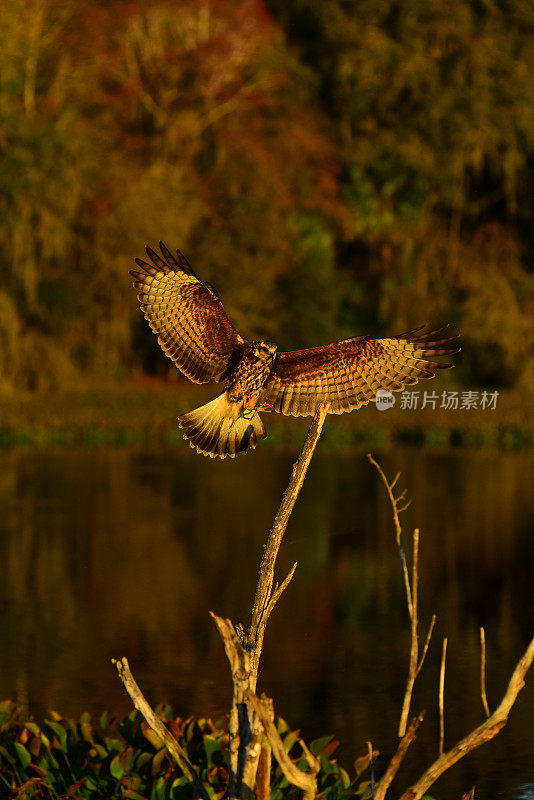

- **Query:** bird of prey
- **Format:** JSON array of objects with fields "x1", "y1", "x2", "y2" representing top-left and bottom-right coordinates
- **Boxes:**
[{"x1": 130, "y1": 243, "x2": 459, "y2": 458}]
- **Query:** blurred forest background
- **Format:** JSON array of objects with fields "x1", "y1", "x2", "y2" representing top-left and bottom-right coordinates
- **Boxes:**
[{"x1": 1, "y1": 0, "x2": 533, "y2": 395}]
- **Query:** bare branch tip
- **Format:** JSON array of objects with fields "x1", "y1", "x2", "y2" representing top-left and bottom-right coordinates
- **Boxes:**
[{"x1": 391, "y1": 471, "x2": 401, "y2": 489}]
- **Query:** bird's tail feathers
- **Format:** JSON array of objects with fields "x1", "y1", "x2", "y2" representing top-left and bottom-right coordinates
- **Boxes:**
[{"x1": 178, "y1": 392, "x2": 266, "y2": 458}]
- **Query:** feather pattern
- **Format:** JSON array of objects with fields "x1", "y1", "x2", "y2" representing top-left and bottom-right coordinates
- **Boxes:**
[
  {"x1": 259, "y1": 328, "x2": 460, "y2": 417},
  {"x1": 131, "y1": 243, "x2": 460, "y2": 457},
  {"x1": 130, "y1": 242, "x2": 245, "y2": 384}
]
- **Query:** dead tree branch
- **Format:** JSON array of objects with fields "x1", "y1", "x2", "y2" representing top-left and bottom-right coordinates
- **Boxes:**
[
  {"x1": 368, "y1": 456, "x2": 435, "y2": 738},
  {"x1": 209, "y1": 613, "x2": 257, "y2": 797},
  {"x1": 480, "y1": 627, "x2": 490, "y2": 718},
  {"x1": 367, "y1": 456, "x2": 412, "y2": 614},
  {"x1": 246, "y1": 690, "x2": 319, "y2": 800},
  {"x1": 213, "y1": 406, "x2": 328, "y2": 798},
  {"x1": 113, "y1": 408, "x2": 327, "y2": 800},
  {"x1": 367, "y1": 456, "x2": 534, "y2": 799},
  {"x1": 112, "y1": 657, "x2": 210, "y2": 800},
  {"x1": 439, "y1": 638, "x2": 448, "y2": 755},
  {"x1": 374, "y1": 712, "x2": 425, "y2": 800},
  {"x1": 247, "y1": 406, "x2": 328, "y2": 671},
  {"x1": 398, "y1": 636, "x2": 534, "y2": 799}
]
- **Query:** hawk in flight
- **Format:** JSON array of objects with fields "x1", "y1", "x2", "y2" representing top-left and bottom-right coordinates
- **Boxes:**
[{"x1": 131, "y1": 243, "x2": 459, "y2": 458}]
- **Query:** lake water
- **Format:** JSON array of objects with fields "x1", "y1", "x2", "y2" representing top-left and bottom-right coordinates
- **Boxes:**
[{"x1": 0, "y1": 443, "x2": 533, "y2": 798}]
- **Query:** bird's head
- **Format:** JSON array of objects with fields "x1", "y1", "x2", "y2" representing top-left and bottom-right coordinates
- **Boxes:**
[{"x1": 253, "y1": 341, "x2": 277, "y2": 361}]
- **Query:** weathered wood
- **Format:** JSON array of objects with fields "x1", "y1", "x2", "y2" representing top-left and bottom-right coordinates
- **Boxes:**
[
  {"x1": 374, "y1": 712, "x2": 425, "y2": 800},
  {"x1": 247, "y1": 690, "x2": 319, "y2": 800},
  {"x1": 112, "y1": 657, "x2": 210, "y2": 800},
  {"x1": 368, "y1": 456, "x2": 435, "y2": 740},
  {"x1": 247, "y1": 406, "x2": 328, "y2": 673},
  {"x1": 398, "y1": 636, "x2": 534, "y2": 800},
  {"x1": 212, "y1": 406, "x2": 327, "y2": 797}
]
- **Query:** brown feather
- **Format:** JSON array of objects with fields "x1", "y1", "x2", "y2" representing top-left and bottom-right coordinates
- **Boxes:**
[
  {"x1": 259, "y1": 326, "x2": 460, "y2": 417},
  {"x1": 131, "y1": 243, "x2": 245, "y2": 384}
]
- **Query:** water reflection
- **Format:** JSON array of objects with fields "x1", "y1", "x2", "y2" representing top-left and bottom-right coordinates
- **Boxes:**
[{"x1": 0, "y1": 446, "x2": 532, "y2": 798}]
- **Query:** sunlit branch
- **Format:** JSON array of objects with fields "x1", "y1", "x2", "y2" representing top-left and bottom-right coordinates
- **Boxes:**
[
  {"x1": 374, "y1": 712, "x2": 425, "y2": 800},
  {"x1": 399, "y1": 636, "x2": 534, "y2": 800},
  {"x1": 112, "y1": 657, "x2": 210, "y2": 800},
  {"x1": 211, "y1": 406, "x2": 327, "y2": 798},
  {"x1": 247, "y1": 406, "x2": 328, "y2": 672},
  {"x1": 439, "y1": 638, "x2": 448, "y2": 755},
  {"x1": 368, "y1": 455, "x2": 436, "y2": 739},
  {"x1": 246, "y1": 690, "x2": 319, "y2": 800},
  {"x1": 480, "y1": 627, "x2": 490, "y2": 718}
]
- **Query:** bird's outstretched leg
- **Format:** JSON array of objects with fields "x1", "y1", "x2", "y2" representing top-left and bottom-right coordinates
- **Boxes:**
[
  {"x1": 242, "y1": 394, "x2": 260, "y2": 410},
  {"x1": 242, "y1": 395, "x2": 273, "y2": 418}
]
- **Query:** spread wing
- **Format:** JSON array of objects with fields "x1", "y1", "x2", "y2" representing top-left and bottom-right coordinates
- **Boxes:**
[
  {"x1": 259, "y1": 326, "x2": 460, "y2": 416},
  {"x1": 130, "y1": 242, "x2": 245, "y2": 384}
]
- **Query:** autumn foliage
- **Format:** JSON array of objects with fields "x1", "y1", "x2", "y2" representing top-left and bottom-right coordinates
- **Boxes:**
[{"x1": 0, "y1": 0, "x2": 532, "y2": 392}]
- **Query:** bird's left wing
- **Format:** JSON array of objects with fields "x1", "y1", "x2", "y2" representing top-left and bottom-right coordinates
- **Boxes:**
[
  {"x1": 131, "y1": 242, "x2": 245, "y2": 384},
  {"x1": 259, "y1": 326, "x2": 460, "y2": 416}
]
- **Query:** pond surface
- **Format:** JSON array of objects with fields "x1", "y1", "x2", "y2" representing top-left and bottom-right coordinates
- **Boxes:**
[{"x1": 0, "y1": 443, "x2": 533, "y2": 798}]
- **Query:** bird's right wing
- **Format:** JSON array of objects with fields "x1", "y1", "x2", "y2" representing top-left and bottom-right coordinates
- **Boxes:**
[
  {"x1": 131, "y1": 243, "x2": 245, "y2": 384},
  {"x1": 260, "y1": 326, "x2": 460, "y2": 416}
]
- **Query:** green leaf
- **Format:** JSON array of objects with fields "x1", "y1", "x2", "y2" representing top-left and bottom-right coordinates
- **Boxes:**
[
  {"x1": 24, "y1": 723, "x2": 41, "y2": 737},
  {"x1": 276, "y1": 718, "x2": 289, "y2": 735},
  {"x1": 310, "y1": 735, "x2": 335, "y2": 756},
  {"x1": 339, "y1": 767, "x2": 351, "y2": 788},
  {"x1": 155, "y1": 704, "x2": 174, "y2": 721},
  {"x1": 152, "y1": 747, "x2": 167, "y2": 777},
  {"x1": 141, "y1": 725, "x2": 164, "y2": 750},
  {"x1": 182, "y1": 720, "x2": 196, "y2": 743},
  {"x1": 0, "y1": 702, "x2": 18, "y2": 730},
  {"x1": 0, "y1": 744, "x2": 15, "y2": 765},
  {"x1": 104, "y1": 737, "x2": 125, "y2": 753},
  {"x1": 203, "y1": 735, "x2": 221, "y2": 768},
  {"x1": 320, "y1": 754, "x2": 336, "y2": 775},
  {"x1": 39, "y1": 732, "x2": 50, "y2": 748},
  {"x1": 119, "y1": 745, "x2": 135, "y2": 774},
  {"x1": 135, "y1": 751, "x2": 152, "y2": 770},
  {"x1": 14, "y1": 742, "x2": 32, "y2": 769},
  {"x1": 201, "y1": 784, "x2": 217, "y2": 800},
  {"x1": 80, "y1": 722, "x2": 94, "y2": 744},
  {"x1": 94, "y1": 743, "x2": 108, "y2": 760},
  {"x1": 282, "y1": 731, "x2": 299, "y2": 754},
  {"x1": 354, "y1": 753, "x2": 372, "y2": 779},
  {"x1": 110, "y1": 753, "x2": 125, "y2": 779},
  {"x1": 65, "y1": 719, "x2": 78, "y2": 739},
  {"x1": 45, "y1": 720, "x2": 67, "y2": 750},
  {"x1": 39, "y1": 749, "x2": 59, "y2": 770},
  {"x1": 151, "y1": 776, "x2": 166, "y2": 800}
]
